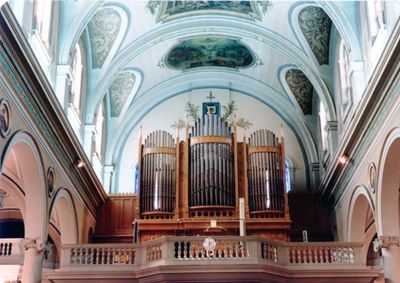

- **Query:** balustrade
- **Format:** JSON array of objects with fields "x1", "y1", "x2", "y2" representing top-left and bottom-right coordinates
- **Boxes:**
[{"x1": 0, "y1": 237, "x2": 365, "y2": 271}]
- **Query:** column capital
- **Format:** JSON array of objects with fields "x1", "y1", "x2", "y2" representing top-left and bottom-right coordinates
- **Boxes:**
[
  {"x1": 309, "y1": 163, "x2": 320, "y2": 172},
  {"x1": 104, "y1": 165, "x2": 114, "y2": 174},
  {"x1": 373, "y1": 235, "x2": 400, "y2": 252},
  {"x1": 20, "y1": 238, "x2": 46, "y2": 253},
  {"x1": 325, "y1": 121, "x2": 338, "y2": 132}
]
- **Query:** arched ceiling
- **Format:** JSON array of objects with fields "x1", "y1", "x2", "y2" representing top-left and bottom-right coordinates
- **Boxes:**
[{"x1": 56, "y1": 0, "x2": 362, "y2": 179}]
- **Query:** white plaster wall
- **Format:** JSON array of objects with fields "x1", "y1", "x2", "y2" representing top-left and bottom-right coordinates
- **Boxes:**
[{"x1": 116, "y1": 89, "x2": 307, "y2": 193}]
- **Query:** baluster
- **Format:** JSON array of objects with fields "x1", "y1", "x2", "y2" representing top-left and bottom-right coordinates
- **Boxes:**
[
  {"x1": 0, "y1": 243, "x2": 3, "y2": 256},
  {"x1": 103, "y1": 248, "x2": 108, "y2": 264},
  {"x1": 318, "y1": 248, "x2": 323, "y2": 263},
  {"x1": 302, "y1": 248, "x2": 307, "y2": 263},
  {"x1": 8, "y1": 243, "x2": 12, "y2": 256},
  {"x1": 312, "y1": 247, "x2": 317, "y2": 263},
  {"x1": 324, "y1": 247, "x2": 329, "y2": 263},
  {"x1": 289, "y1": 247, "x2": 294, "y2": 263},
  {"x1": 97, "y1": 248, "x2": 102, "y2": 265},
  {"x1": 87, "y1": 248, "x2": 92, "y2": 264},
  {"x1": 70, "y1": 248, "x2": 76, "y2": 264},
  {"x1": 349, "y1": 248, "x2": 354, "y2": 263},
  {"x1": 273, "y1": 247, "x2": 277, "y2": 262},
  {"x1": 76, "y1": 248, "x2": 81, "y2": 265},
  {"x1": 296, "y1": 249, "x2": 301, "y2": 263}
]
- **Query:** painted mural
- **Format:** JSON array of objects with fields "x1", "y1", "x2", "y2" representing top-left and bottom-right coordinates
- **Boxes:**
[
  {"x1": 88, "y1": 8, "x2": 122, "y2": 68},
  {"x1": 285, "y1": 69, "x2": 314, "y2": 115},
  {"x1": 147, "y1": 0, "x2": 273, "y2": 22},
  {"x1": 166, "y1": 38, "x2": 254, "y2": 70},
  {"x1": 298, "y1": 6, "x2": 332, "y2": 65}
]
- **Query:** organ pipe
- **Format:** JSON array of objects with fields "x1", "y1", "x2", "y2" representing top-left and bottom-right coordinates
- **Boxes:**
[
  {"x1": 139, "y1": 130, "x2": 176, "y2": 216},
  {"x1": 189, "y1": 115, "x2": 234, "y2": 207},
  {"x1": 247, "y1": 129, "x2": 285, "y2": 214}
]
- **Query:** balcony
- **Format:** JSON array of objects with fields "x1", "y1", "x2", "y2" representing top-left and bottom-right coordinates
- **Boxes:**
[{"x1": 39, "y1": 236, "x2": 383, "y2": 282}]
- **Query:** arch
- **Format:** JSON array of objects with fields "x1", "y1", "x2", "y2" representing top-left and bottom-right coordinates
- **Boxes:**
[
  {"x1": 347, "y1": 185, "x2": 375, "y2": 242},
  {"x1": 0, "y1": 131, "x2": 47, "y2": 240},
  {"x1": 85, "y1": 16, "x2": 336, "y2": 125},
  {"x1": 377, "y1": 127, "x2": 400, "y2": 236},
  {"x1": 315, "y1": 1, "x2": 362, "y2": 61},
  {"x1": 106, "y1": 71, "x2": 319, "y2": 171},
  {"x1": 49, "y1": 188, "x2": 79, "y2": 245}
]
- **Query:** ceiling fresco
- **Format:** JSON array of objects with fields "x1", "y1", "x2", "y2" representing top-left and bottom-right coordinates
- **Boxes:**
[
  {"x1": 109, "y1": 72, "x2": 136, "y2": 117},
  {"x1": 88, "y1": 8, "x2": 121, "y2": 68},
  {"x1": 147, "y1": 0, "x2": 273, "y2": 22},
  {"x1": 298, "y1": 6, "x2": 332, "y2": 65},
  {"x1": 285, "y1": 69, "x2": 314, "y2": 115},
  {"x1": 165, "y1": 37, "x2": 255, "y2": 70}
]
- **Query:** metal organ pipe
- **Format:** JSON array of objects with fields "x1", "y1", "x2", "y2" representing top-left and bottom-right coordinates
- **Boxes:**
[
  {"x1": 247, "y1": 129, "x2": 285, "y2": 215},
  {"x1": 140, "y1": 130, "x2": 176, "y2": 216},
  {"x1": 190, "y1": 115, "x2": 234, "y2": 207}
]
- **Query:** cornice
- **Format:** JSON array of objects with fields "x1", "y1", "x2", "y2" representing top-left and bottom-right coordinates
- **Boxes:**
[
  {"x1": 320, "y1": 17, "x2": 400, "y2": 205},
  {"x1": 0, "y1": 5, "x2": 107, "y2": 215}
]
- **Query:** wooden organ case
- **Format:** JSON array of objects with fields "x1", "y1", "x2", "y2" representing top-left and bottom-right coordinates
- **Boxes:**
[{"x1": 137, "y1": 116, "x2": 291, "y2": 242}]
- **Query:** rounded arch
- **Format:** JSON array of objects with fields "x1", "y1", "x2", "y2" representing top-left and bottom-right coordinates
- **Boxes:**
[
  {"x1": 289, "y1": 2, "x2": 361, "y2": 65},
  {"x1": 106, "y1": 70, "x2": 319, "y2": 170},
  {"x1": 0, "y1": 131, "x2": 47, "y2": 240},
  {"x1": 347, "y1": 185, "x2": 375, "y2": 242},
  {"x1": 377, "y1": 127, "x2": 400, "y2": 236},
  {"x1": 49, "y1": 188, "x2": 79, "y2": 245},
  {"x1": 86, "y1": 16, "x2": 336, "y2": 125}
]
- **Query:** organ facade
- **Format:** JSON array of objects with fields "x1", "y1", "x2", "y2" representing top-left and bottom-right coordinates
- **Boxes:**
[{"x1": 137, "y1": 113, "x2": 290, "y2": 242}]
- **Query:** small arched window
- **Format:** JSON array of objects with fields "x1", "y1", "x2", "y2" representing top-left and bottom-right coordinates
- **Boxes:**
[
  {"x1": 34, "y1": 0, "x2": 53, "y2": 44},
  {"x1": 319, "y1": 100, "x2": 328, "y2": 153},
  {"x1": 338, "y1": 40, "x2": 351, "y2": 108},
  {"x1": 71, "y1": 43, "x2": 83, "y2": 111},
  {"x1": 95, "y1": 103, "x2": 105, "y2": 159},
  {"x1": 367, "y1": 0, "x2": 386, "y2": 42}
]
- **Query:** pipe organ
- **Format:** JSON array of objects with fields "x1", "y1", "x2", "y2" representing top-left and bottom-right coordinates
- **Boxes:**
[
  {"x1": 190, "y1": 115, "x2": 234, "y2": 208},
  {"x1": 248, "y1": 130, "x2": 285, "y2": 217},
  {"x1": 139, "y1": 130, "x2": 176, "y2": 219},
  {"x1": 138, "y1": 121, "x2": 291, "y2": 242}
]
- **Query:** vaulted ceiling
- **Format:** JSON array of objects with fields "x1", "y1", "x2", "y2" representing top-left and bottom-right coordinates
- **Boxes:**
[{"x1": 56, "y1": 1, "x2": 362, "y2": 191}]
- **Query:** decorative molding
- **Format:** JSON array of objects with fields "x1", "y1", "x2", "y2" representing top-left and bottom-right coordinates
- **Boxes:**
[
  {"x1": 373, "y1": 235, "x2": 400, "y2": 252},
  {"x1": 0, "y1": 39, "x2": 68, "y2": 165},
  {"x1": 325, "y1": 121, "x2": 338, "y2": 132},
  {"x1": 109, "y1": 72, "x2": 136, "y2": 117},
  {"x1": 285, "y1": 69, "x2": 313, "y2": 115},
  {"x1": 20, "y1": 238, "x2": 46, "y2": 253},
  {"x1": 298, "y1": 6, "x2": 332, "y2": 65},
  {"x1": 148, "y1": 0, "x2": 273, "y2": 22},
  {"x1": 88, "y1": 8, "x2": 122, "y2": 68},
  {"x1": 310, "y1": 163, "x2": 320, "y2": 172}
]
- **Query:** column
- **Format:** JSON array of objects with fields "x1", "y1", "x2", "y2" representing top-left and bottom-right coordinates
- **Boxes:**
[
  {"x1": 83, "y1": 124, "x2": 96, "y2": 161},
  {"x1": 309, "y1": 163, "x2": 320, "y2": 191},
  {"x1": 325, "y1": 121, "x2": 338, "y2": 154},
  {"x1": 55, "y1": 65, "x2": 72, "y2": 110},
  {"x1": 20, "y1": 238, "x2": 46, "y2": 283},
  {"x1": 103, "y1": 165, "x2": 114, "y2": 193},
  {"x1": 375, "y1": 235, "x2": 400, "y2": 282}
]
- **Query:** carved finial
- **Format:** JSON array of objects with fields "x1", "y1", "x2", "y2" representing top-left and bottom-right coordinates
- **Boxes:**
[
  {"x1": 280, "y1": 124, "x2": 285, "y2": 142},
  {"x1": 139, "y1": 125, "x2": 143, "y2": 143}
]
